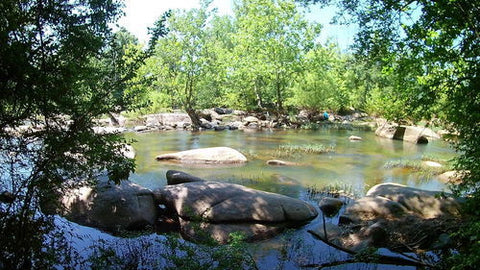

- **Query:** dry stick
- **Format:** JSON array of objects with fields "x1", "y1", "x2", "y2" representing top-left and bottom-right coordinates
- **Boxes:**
[
  {"x1": 305, "y1": 231, "x2": 433, "y2": 269},
  {"x1": 322, "y1": 211, "x2": 327, "y2": 241}
]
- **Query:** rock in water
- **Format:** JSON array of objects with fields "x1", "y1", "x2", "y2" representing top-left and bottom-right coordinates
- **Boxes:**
[
  {"x1": 154, "y1": 174, "x2": 317, "y2": 243},
  {"x1": 366, "y1": 183, "x2": 461, "y2": 219},
  {"x1": 55, "y1": 181, "x2": 157, "y2": 232},
  {"x1": 166, "y1": 170, "x2": 204, "y2": 185},
  {"x1": 155, "y1": 147, "x2": 247, "y2": 164},
  {"x1": 319, "y1": 197, "x2": 344, "y2": 217},
  {"x1": 348, "y1": 135, "x2": 363, "y2": 141},
  {"x1": 342, "y1": 196, "x2": 408, "y2": 222},
  {"x1": 375, "y1": 124, "x2": 439, "y2": 144},
  {"x1": 266, "y1": 159, "x2": 298, "y2": 166}
]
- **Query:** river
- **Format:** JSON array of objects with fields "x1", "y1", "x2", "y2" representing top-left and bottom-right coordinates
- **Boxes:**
[{"x1": 118, "y1": 128, "x2": 455, "y2": 269}]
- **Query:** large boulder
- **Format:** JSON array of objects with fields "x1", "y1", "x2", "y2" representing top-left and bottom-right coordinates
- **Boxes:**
[
  {"x1": 154, "y1": 174, "x2": 317, "y2": 243},
  {"x1": 341, "y1": 196, "x2": 408, "y2": 223},
  {"x1": 341, "y1": 183, "x2": 461, "y2": 223},
  {"x1": 375, "y1": 124, "x2": 439, "y2": 144},
  {"x1": 315, "y1": 184, "x2": 463, "y2": 254},
  {"x1": 366, "y1": 183, "x2": 461, "y2": 219},
  {"x1": 56, "y1": 181, "x2": 157, "y2": 232},
  {"x1": 155, "y1": 147, "x2": 247, "y2": 164}
]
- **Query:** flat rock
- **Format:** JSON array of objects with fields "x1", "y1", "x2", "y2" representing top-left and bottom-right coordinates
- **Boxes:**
[
  {"x1": 155, "y1": 147, "x2": 247, "y2": 164},
  {"x1": 423, "y1": 160, "x2": 442, "y2": 168},
  {"x1": 348, "y1": 135, "x2": 363, "y2": 141}
]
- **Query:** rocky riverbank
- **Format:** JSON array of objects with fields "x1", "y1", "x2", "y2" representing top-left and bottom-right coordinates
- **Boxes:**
[{"x1": 93, "y1": 108, "x2": 379, "y2": 134}]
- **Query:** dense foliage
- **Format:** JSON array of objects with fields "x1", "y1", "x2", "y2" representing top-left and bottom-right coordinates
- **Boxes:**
[
  {"x1": 300, "y1": 0, "x2": 480, "y2": 268},
  {"x1": 0, "y1": 0, "x2": 146, "y2": 268},
  {"x1": 133, "y1": 0, "x2": 387, "y2": 118}
]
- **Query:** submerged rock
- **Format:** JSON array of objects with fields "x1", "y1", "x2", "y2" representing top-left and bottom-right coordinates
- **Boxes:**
[
  {"x1": 266, "y1": 159, "x2": 298, "y2": 166},
  {"x1": 155, "y1": 147, "x2": 247, "y2": 164},
  {"x1": 154, "y1": 172, "x2": 317, "y2": 243}
]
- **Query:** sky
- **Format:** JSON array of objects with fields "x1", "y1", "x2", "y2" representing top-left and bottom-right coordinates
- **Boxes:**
[{"x1": 117, "y1": 0, "x2": 357, "y2": 51}]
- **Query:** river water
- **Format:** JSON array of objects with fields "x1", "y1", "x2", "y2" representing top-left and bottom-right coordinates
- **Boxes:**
[
  {"x1": 126, "y1": 128, "x2": 454, "y2": 194},
  {"x1": 123, "y1": 128, "x2": 455, "y2": 269}
]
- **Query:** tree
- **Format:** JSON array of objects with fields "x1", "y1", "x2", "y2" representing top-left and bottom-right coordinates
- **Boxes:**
[
  {"x1": 0, "y1": 0, "x2": 138, "y2": 268},
  {"x1": 101, "y1": 27, "x2": 147, "y2": 123},
  {"x1": 148, "y1": 1, "x2": 215, "y2": 129},
  {"x1": 287, "y1": 43, "x2": 352, "y2": 112},
  {"x1": 300, "y1": 0, "x2": 480, "y2": 267},
  {"x1": 231, "y1": 0, "x2": 320, "y2": 113}
]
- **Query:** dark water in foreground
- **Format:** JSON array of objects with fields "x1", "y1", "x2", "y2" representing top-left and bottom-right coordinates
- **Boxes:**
[{"x1": 124, "y1": 128, "x2": 455, "y2": 269}]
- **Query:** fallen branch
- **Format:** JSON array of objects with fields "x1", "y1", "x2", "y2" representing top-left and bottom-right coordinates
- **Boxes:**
[{"x1": 306, "y1": 230, "x2": 434, "y2": 269}]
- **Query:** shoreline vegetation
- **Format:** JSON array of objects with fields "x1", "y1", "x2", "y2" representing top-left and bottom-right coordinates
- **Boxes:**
[{"x1": 94, "y1": 109, "x2": 400, "y2": 134}]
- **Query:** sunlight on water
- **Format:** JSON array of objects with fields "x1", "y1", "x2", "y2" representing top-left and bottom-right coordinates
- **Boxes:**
[{"x1": 126, "y1": 129, "x2": 456, "y2": 195}]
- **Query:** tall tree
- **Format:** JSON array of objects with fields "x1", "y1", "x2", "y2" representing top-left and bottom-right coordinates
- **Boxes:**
[
  {"x1": 102, "y1": 27, "x2": 147, "y2": 123},
  {"x1": 0, "y1": 0, "x2": 138, "y2": 268},
  {"x1": 231, "y1": 0, "x2": 320, "y2": 113},
  {"x1": 149, "y1": 2, "x2": 215, "y2": 129}
]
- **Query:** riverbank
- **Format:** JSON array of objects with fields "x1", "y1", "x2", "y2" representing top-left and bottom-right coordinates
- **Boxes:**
[{"x1": 94, "y1": 109, "x2": 380, "y2": 134}]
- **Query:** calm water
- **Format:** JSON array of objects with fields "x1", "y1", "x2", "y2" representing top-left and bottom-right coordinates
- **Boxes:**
[
  {"x1": 126, "y1": 128, "x2": 455, "y2": 195},
  {"x1": 124, "y1": 128, "x2": 455, "y2": 269}
]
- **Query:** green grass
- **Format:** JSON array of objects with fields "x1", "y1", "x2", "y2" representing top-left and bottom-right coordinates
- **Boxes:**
[
  {"x1": 306, "y1": 183, "x2": 363, "y2": 204},
  {"x1": 383, "y1": 159, "x2": 450, "y2": 179},
  {"x1": 277, "y1": 144, "x2": 335, "y2": 154}
]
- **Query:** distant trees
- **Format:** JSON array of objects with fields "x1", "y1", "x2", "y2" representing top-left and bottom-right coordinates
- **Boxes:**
[
  {"x1": 230, "y1": 0, "x2": 320, "y2": 113},
  {"x1": 140, "y1": 0, "x2": 392, "y2": 117}
]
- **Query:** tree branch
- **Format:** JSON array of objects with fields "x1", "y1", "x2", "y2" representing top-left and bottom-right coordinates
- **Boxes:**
[{"x1": 306, "y1": 230, "x2": 433, "y2": 268}]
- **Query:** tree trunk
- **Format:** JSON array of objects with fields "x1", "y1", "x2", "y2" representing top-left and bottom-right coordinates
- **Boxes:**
[
  {"x1": 186, "y1": 107, "x2": 201, "y2": 131},
  {"x1": 254, "y1": 77, "x2": 264, "y2": 109}
]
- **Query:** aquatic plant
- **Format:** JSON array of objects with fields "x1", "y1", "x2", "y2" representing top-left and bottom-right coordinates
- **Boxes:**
[
  {"x1": 306, "y1": 183, "x2": 362, "y2": 205},
  {"x1": 278, "y1": 144, "x2": 335, "y2": 154}
]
